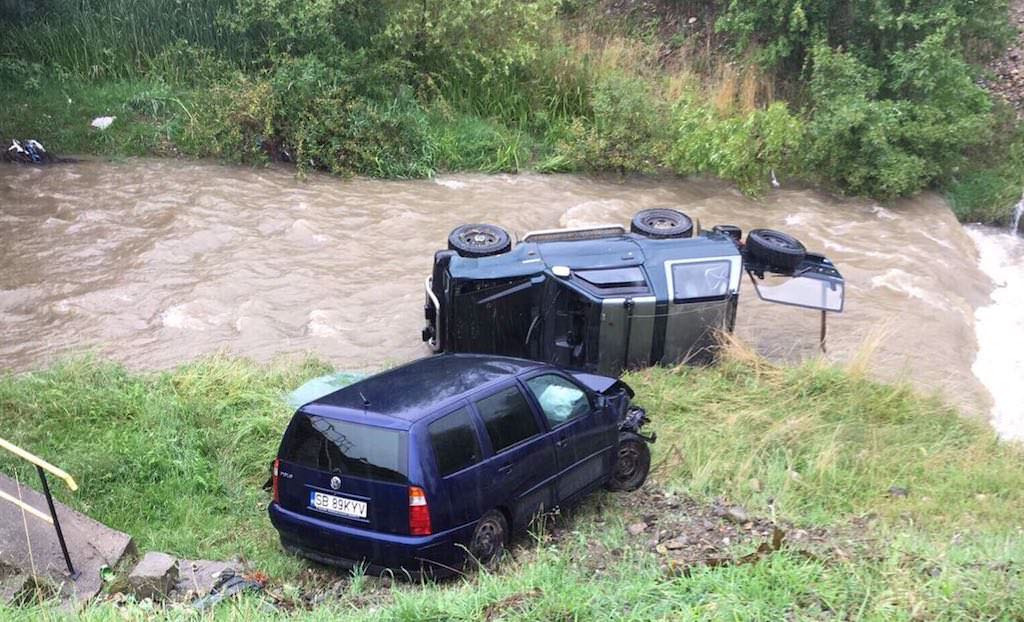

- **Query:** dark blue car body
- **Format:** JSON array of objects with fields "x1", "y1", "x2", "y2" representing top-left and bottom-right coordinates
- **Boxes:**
[{"x1": 268, "y1": 353, "x2": 639, "y2": 577}]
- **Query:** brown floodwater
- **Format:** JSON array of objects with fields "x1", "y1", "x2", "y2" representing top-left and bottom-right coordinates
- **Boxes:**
[{"x1": 0, "y1": 159, "x2": 996, "y2": 414}]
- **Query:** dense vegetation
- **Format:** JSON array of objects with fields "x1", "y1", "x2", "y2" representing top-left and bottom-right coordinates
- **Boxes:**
[
  {"x1": 2, "y1": 352, "x2": 1023, "y2": 619},
  {"x1": 0, "y1": 0, "x2": 1021, "y2": 221}
]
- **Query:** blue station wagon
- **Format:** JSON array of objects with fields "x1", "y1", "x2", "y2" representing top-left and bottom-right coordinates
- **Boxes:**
[{"x1": 268, "y1": 353, "x2": 652, "y2": 578}]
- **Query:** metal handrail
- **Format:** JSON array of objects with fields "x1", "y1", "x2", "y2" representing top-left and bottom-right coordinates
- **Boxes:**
[
  {"x1": 0, "y1": 436, "x2": 80, "y2": 578},
  {"x1": 0, "y1": 438, "x2": 78, "y2": 491}
]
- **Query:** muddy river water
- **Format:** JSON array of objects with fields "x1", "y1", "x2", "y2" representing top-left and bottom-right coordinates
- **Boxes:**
[{"x1": 1, "y1": 159, "x2": 1020, "y2": 428}]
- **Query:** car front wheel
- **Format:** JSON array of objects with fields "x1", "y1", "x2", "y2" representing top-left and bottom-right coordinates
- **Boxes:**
[{"x1": 606, "y1": 433, "x2": 651, "y2": 492}]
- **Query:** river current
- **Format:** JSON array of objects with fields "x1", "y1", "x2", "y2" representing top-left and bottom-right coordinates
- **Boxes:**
[{"x1": 1, "y1": 159, "x2": 1019, "y2": 429}]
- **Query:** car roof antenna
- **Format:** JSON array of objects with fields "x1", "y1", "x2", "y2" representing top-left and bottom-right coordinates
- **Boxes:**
[{"x1": 358, "y1": 390, "x2": 371, "y2": 408}]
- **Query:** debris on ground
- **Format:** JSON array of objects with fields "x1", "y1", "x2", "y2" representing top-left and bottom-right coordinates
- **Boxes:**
[
  {"x1": 541, "y1": 486, "x2": 878, "y2": 579},
  {"x1": 3, "y1": 139, "x2": 60, "y2": 164},
  {"x1": 90, "y1": 116, "x2": 116, "y2": 130},
  {"x1": 191, "y1": 569, "x2": 266, "y2": 612}
]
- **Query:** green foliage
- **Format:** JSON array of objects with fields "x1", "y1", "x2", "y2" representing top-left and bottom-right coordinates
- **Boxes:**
[
  {"x1": 717, "y1": 0, "x2": 1012, "y2": 69},
  {"x1": 557, "y1": 73, "x2": 667, "y2": 172},
  {"x1": 946, "y1": 123, "x2": 1024, "y2": 225},
  {"x1": 670, "y1": 99, "x2": 805, "y2": 194},
  {"x1": 802, "y1": 31, "x2": 993, "y2": 198}
]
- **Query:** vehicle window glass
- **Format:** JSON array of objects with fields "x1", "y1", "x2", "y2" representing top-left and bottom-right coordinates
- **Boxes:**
[
  {"x1": 671, "y1": 260, "x2": 731, "y2": 301},
  {"x1": 280, "y1": 414, "x2": 407, "y2": 483},
  {"x1": 526, "y1": 374, "x2": 591, "y2": 427},
  {"x1": 475, "y1": 386, "x2": 540, "y2": 452},
  {"x1": 429, "y1": 407, "x2": 482, "y2": 477}
]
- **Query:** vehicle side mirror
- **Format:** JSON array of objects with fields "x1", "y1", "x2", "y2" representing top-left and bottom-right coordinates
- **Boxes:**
[{"x1": 746, "y1": 255, "x2": 844, "y2": 313}]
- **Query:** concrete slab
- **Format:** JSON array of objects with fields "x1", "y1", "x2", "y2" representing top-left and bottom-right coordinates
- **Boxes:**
[{"x1": 0, "y1": 474, "x2": 135, "y2": 602}]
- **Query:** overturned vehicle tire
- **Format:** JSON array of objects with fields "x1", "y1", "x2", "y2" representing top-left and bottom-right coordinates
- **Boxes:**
[
  {"x1": 448, "y1": 223, "x2": 512, "y2": 258},
  {"x1": 745, "y1": 228, "x2": 806, "y2": 272},
  {"x1": 630, "y1": 208, "x2": 693, "y2": 239}
]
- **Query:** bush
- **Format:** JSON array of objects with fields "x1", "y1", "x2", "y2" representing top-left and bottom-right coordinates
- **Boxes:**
[
  {"x1": 180, "y1": 57, "x2": 435, "y2": 178},
  {"x1": 670, "y1": 98, "x2": 805, "y2": 194},
  {"x1": 803, "y1": 33, "x2": 993, "y2": 198},
  {"x1": 557, "y1": 73, "x2": 667, "y2": 172}
]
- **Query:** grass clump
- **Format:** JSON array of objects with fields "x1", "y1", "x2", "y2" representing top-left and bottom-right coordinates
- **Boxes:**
[{"x1": 1, "y1": 352, "x2": 1024, "y2": 619}]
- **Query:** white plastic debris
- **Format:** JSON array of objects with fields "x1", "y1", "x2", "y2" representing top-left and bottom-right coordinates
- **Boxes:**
[{"x1": 91, "y1": 116, "x2": 116, "y2": 130}]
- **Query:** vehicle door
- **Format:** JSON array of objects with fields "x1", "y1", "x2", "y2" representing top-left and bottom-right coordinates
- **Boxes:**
[
  {"x1": 423, "y1": 402, "x2": 488, "y2": 530},
  {"x1": 522, "y1": 373, "x2": 612, "y2": 503},
  {"x1": 472, "y1": 382, "x2": 558, "y2": 530}
]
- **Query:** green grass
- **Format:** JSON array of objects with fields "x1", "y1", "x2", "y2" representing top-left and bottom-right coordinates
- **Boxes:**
[{"x1": 2, "y1": 353, "x2": 1024, "y2": 619}]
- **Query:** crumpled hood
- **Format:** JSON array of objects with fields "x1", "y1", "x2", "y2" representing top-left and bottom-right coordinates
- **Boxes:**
[{"x1": 570, "y1": 371, "x2": 634, "y2": 397}]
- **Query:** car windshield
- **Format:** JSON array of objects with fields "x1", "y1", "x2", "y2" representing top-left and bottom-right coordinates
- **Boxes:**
[
  {"x1": 750, "y1": 273, "x2": 844, "y2": 312},
  {"x1": 280, "y1": 414, "x2": 408, "y2": 484}
]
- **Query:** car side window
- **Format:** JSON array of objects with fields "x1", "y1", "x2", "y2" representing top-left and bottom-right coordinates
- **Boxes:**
[
  {"x1": 428, "y1": 407, "x2": 482, "y2": 477},
  {"x1": 525, "y1": 374, "x2": 591, "y2": 428},
  {"x1": 475, "y1": 385, "x2": 540, "y2": 453}
]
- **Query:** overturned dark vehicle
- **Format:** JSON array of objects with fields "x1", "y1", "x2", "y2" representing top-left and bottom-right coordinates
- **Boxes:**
[{"x1": 422, "y1": 209, "x2": 844, "y2": 376}]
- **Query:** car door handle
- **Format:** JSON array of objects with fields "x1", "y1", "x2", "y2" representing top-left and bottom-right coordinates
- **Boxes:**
[
  {"x1": 498, "y1": 463, "x2": 513, "y2": 474},
  {"x1": 555, "y1": 436, "x2": 568, "y2": 448}
]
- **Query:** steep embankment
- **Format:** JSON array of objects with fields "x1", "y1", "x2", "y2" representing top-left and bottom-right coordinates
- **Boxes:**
[
  {"x1": 985, "y1": 0, "x2": 1024, "y2": 117},
  {"x1": 1, "y1": 354, "x2": 1023, "y2": 619}
]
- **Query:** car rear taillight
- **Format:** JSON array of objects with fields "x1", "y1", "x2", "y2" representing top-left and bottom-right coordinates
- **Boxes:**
[
  {"x1": 272, "y1": 458, "x2": 280, "y2": 504},
  {"x1": 408, "y1": 486, "x2": 432, "y2": 536}
]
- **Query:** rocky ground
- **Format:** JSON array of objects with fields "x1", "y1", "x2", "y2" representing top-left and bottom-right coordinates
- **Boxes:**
[
  {"x1": 53, "y1": 486, "x2": 874, "y2": 615},
  {"x1": 981, "y1": 0, "x2": 1024, "y2": 116}
]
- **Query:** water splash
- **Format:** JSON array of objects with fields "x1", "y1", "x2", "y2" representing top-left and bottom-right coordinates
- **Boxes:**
[
  {"x1": 1012, "y1": 192, "x2": 1024, "y2": 235},
  {"x1": 966, "y1": 226, "x2": 1024, "y2": 440}
]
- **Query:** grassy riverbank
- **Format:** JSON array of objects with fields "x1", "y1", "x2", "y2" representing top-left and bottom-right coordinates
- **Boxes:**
[
  {"x1": 2, "y1": 351, "x2": 1023, "y2": 619},
  {"x1": 1, "y1": 0, "x2": 1023, "y2": 224}
]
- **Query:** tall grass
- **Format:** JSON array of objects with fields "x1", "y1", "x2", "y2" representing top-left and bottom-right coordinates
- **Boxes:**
[{"x1": 1, "y1": 0, "x2": 244, "y2": 80}]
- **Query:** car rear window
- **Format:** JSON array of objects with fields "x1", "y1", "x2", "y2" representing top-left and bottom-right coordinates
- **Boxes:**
[
  {"x1": 280, "y1": 414, "x2": 408, "y2": 484},
  {"x1": 475, "y1": 386, "x2": 540, "y2": 453},
  {"x1": 428, "y1": 407, "x2": 482, "y2": 477}
]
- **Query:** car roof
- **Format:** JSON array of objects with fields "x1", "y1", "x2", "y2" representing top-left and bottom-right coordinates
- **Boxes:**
[{"x1": 305, "y1": 354, "x2": 547, "y2": 423}]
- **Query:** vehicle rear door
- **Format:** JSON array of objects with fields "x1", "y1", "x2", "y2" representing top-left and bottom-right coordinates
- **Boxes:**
[
  {"x1": 276, "y1": 411, "x2": 410, "y2": 535},
  {"x1": 471, "y1": 382, "x2": 558, "y2": 530},
  {"x1": 422, "y1": 403, "x2": 488, "y2": 530},
  {"x1": 522, "y1": 373, "x2": 613, "y2": 503}
]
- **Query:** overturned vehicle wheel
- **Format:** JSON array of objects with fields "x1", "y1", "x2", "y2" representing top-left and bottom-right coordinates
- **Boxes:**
[
  {"x1": 746, "y1": 228, "x2": 806, "y2": 272},
  {"x1": 630, "y1": 208, "x2": 693, "y2": 239},
  {"x1": 448, "y1": 224, "x2": 512, "y2": 258},
  {"x1": 606, "y1": 433, "x2": 651, "y2": 492}
]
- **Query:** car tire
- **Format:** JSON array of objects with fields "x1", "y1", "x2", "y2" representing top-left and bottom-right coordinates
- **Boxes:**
[
  {"x1": 745, "y1": 228, "x2": 806, "y2": 272},
  {"x1": 468, "y1": 510, "x2": 509, "y2": 569},
  {"x1": 447, "y1": 224, "x2": 512, "y2": 258},
  {"x1": 606, "y1": 433, "x2": 651, "y2": 492},
  {"x1": 630, "y1": 208, "x2": 693, "y2": 239}
]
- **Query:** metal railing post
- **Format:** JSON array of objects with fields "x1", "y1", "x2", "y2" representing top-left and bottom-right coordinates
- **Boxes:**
[{"x1": 35, "y1": 466, "x2": 78, "y2": 579}]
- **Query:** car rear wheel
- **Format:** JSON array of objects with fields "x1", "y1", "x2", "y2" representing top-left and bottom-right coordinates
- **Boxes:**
[
  {"x1": 745, "y1": 228, "x2": 806, "y2": 272},
  {"x1": 448, "y1": 224, "x2": 512, "y2": 258},
  {"x1": 606, "y1": 433, "x2": 651, "y2": 492},
  {"x1": 469, "y1": 510, "x2": 509, "y2": 569},
  {"x1": 630, "y1": 208, "x2": 693, "y2": 239}
]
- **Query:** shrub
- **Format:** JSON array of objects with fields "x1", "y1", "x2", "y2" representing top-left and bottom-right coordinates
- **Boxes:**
[
  {"x1": 558, "y1": 73, "x2": 667, "y2": 172},
  {"x1": 803, "y1": 35, "x2": 993, "y2": 198},
  {"x1": 670, "y1": 98, "x2": 805, "y2": 194}
]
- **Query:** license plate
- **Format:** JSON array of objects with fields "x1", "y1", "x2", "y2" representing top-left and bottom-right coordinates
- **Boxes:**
[{"x1": 309, "y1": 491, "x2": 367, "y2": 519}]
